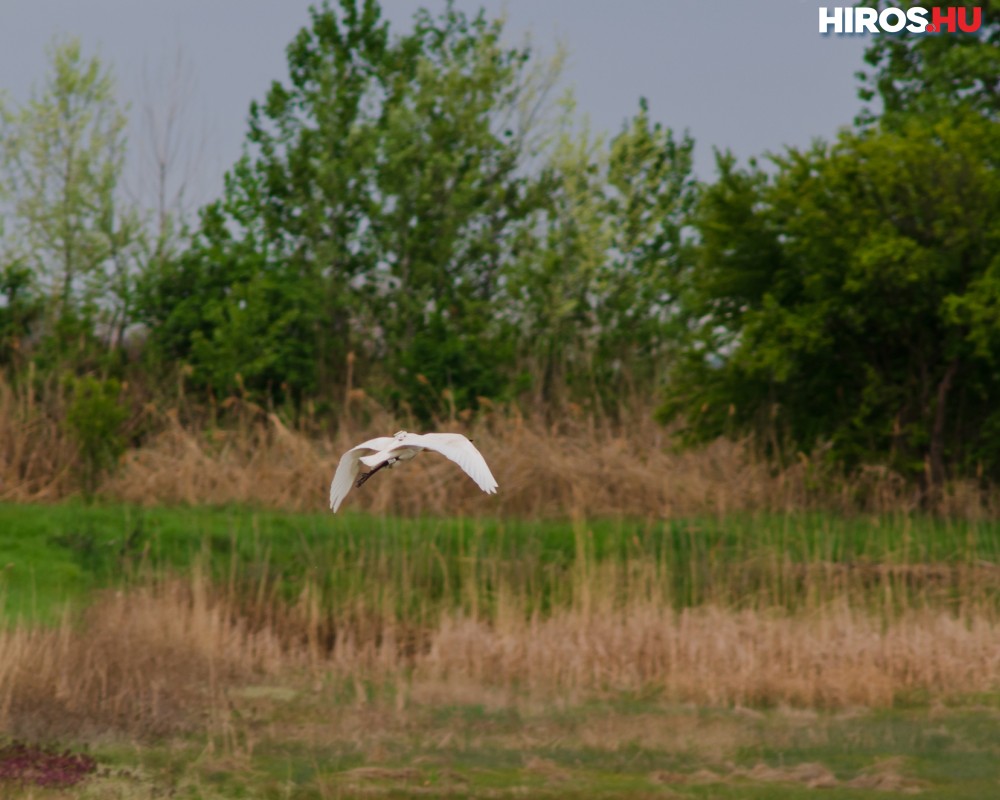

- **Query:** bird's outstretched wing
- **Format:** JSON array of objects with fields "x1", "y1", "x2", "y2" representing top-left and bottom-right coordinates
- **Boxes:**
[
  {"x1": 329, "y1": 437, "x2": 396, "y2": 512},
  {"x1": 399, "y1": 432, "x2": 499, "y2": 494}
]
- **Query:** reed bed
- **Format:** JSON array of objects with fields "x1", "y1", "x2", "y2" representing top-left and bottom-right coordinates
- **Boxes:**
[
  {"x1": 0, "y1": 373, "x2": 79, "y2": 503},
  {"x1": 2, "y1": 375, "x2": 996, "y2": 517},
  {"x1": 418, "y1": 602, "x2": 1000, "y2": 708},
  {"x1": 0, "y1": 571, "x2": 286, "y2": 739},
  {"x1": 0, "y1": 565, "x2": 996, "y2": 741},
  {"x1": 98, "y1": 411, "x2": 974, "y2": 516}
]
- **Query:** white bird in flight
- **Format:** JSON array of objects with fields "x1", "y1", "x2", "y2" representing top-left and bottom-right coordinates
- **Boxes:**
[{"x1": 329, "y1": 430, "x2": 499, "y2": 512}]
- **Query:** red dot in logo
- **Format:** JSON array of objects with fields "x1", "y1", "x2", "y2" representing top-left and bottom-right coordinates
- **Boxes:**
[{"x1": 927, "y1": 23, "x2": 936, "y2": 31}]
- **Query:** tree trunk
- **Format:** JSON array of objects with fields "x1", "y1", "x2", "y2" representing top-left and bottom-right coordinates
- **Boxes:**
[{"x1": 927, "y1": 358, "x2": 959, "y2": 492}]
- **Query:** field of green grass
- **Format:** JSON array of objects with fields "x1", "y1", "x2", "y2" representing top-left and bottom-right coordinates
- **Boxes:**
[
  {"x1": 2, "y1": 502, "x2": 997, "y2": 622},
  {"x1": 0, "y1": 502, "x2": 997, "y2": 798}
]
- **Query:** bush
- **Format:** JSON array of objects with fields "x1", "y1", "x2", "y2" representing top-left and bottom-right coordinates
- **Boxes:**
[{"x1": 64, "y1": 376, "x2": 128, "y2": 497}]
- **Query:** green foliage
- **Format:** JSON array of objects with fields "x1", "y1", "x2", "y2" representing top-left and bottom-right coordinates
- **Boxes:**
[
  {"x1": 599, "y1": 99, "x2": 696, "y2": 390},
  {"x1": 0, "y1": 38, "x2": 142, "y2": 356},
  {"x1": 64, "y1": 376, "x2": 128, "y2": 497},
  {"x1": 0, "y1": 261, "x2": 41, "y2": 367},
  {"x1": 395, "y1": 311, "x2": 519, "y2": 421},
  {"x1": 857, "y1": 1, "x2": 1000, "y2": 126},
  {"x1": 128, "y1": 2, "x2": 699, "y2": 420},
  {"x1": 509, "y1": 98, "x2": 696, "y2": 406},
  {"x1": 139, "y1": 0, "x2": 548, "y2": 418},
  {"x1": 660, "y1": 112, "x2": 1000, "y2": 485}
]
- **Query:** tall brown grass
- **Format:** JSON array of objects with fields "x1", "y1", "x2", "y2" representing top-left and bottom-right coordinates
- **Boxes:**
[
  {"x1": 418, "y1": 603, "x2": 1000, "y2": 708},
  {"x1": 0, "y1": 566, "x2": 997, "y2": 741},
  {"x1": 0, "y1": 371, "x2": 80, "y2": 502},
  {"x1": 2, "y1": 375, "x2": 995, "y2": 517},
  {"x1": 0, "y1": 571, "x2": 287, "y2": 739}
]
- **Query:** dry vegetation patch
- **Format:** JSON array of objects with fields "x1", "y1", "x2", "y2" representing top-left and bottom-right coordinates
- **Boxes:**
[
  {"x1": 0, "y1": 575, "x2": 997, "y2": 741},
  {"x1": 416, "y1": 603, "x2": 1000, "y2": 708},
  {"x1": 0, "y1": 574, "x2": 288, "y2": 739},
  {"x1": 4, "y1": 378, "x2": 997, "y2": 517}
]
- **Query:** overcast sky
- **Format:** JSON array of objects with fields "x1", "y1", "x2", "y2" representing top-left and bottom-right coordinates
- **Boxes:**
[{"x1": 0, "y1": 1, "x2": 870, "y2": 211}]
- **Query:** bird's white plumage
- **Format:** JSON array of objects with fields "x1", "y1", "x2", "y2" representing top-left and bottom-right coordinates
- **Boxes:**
[
  {"x1": 328, "y1": 436, "x2": 396, "y2": 512},
  {"x1": 329, "y1": 431, "x2": 498, "y2": 512}
]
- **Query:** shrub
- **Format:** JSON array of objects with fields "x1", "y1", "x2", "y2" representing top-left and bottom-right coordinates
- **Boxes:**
[{"x1": 64, "y1": 376, "x2": 128, "y2": 497}]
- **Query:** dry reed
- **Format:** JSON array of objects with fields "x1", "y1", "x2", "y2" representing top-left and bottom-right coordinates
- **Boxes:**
[
  {"x1": 417, "y1": 602, "x2": 1000, "y2": 708},
  {"x1": 0, "y1": 372, "x2": 79, "y2": 502},
  {"x1": 0, "y1": 569, "x2": 997, "y2": 741},
  {"x1": 3, "y1": 376, "x2": 995, "y2": 517},
  {"x1": 0, "y1": 570, "x2": 287, "y2": 739}
]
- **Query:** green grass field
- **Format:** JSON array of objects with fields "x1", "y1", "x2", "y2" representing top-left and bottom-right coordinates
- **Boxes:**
[
  {"x1": 2, "y1": 502, "x2": 997, "y2": 622},
  {"x1": 0, "y1": 502, "x2": 998, "y2": 798}
]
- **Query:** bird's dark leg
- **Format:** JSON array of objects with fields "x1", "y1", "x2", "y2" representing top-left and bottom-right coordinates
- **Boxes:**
[{"x1": 355, "y1": 458, "x2": 395, "y2": 488}]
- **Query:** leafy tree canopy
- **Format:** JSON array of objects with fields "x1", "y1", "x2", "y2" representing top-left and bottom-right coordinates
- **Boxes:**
[
  {"x1": 857, "y1": 0, "x2": 1000, "y2": 125},
  {"x1": 139, "y1": 0, "x2": 551, "y2": 413},
  {"x1": 659, "y1": 111, "x2": 1000, "y2": 486},
  {"x1": 0, "y1": 38, "x2": 142, "y2": 367}
]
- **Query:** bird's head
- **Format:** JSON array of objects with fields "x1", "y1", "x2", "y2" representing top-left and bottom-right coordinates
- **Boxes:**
[{"x1": 393, "y1": 430, "x2": 408, "y2": 439}]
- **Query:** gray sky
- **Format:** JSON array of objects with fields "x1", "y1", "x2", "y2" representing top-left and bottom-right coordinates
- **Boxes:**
[{"x1": 0, "y1": 1, "x2": 869, "y2": 211}]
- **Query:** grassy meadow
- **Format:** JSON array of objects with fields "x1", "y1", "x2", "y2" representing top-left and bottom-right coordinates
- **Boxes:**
[
  {"x1": 2, "y1": 361, "x2": 999, "y2": 797},
  {"x1": 0, "y1": 501, "x2": 997, "y2": 797}
]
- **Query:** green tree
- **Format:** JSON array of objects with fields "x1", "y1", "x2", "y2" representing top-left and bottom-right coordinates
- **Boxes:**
[
  {"x1": 0, "y1": 261, "x2": 41, "y2": 367},
  {"x1": 140, "y1": 0, "x2": 553, "y2": 416},
  {"x1": 0, "y1": 39, "x2": 142, "y2": 356},
  {"x1": 508, "y1": 110, "x2": 609, "y2": 406},
  {"x1": 660, "y1": 112, "x2": 1000, "y2": 489},
  {"x1": 857, "y1": 1, "x2": 1000, "y2": 126},
  {"x1": 598, "y1": 100, "x2": 696, "y2": 395},
  {"x1": 64, "y1": 375, "x2": 128, "y2": 498},
  {"x1": 509, "y1": 99, "x2": 696, "y2": 408}
]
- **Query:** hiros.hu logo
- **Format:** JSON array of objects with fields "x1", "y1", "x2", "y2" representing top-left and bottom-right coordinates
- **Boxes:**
[{"x1": 819, "y1": 6, "x2": 982, "y2": 33}]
